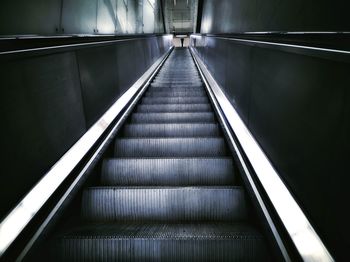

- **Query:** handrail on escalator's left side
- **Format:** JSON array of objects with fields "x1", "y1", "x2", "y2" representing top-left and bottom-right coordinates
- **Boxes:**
[{"x1": 0, "y1": 45, "x2": 174, "y2": 261}]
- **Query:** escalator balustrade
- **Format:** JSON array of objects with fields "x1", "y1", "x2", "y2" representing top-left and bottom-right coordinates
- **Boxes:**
[{"x1": 53, "y1": 48, "x2": 270, "y2": 261}]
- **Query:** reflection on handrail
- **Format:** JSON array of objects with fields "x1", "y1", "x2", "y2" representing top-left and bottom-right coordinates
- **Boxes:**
[
  {"x1": 190, "y1": 46, "x2": 334, "y2": 262},
  {"x1": 0, "y1": 46, "x2": 173, "y2": 258}
]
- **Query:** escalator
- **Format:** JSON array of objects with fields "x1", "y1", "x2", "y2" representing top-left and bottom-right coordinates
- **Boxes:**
[{"x1": 52, "y1": 48, "x2": 270, "y2": 261}]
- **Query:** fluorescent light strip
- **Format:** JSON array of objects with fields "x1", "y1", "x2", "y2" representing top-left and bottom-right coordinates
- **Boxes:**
[
  {"x1": 190, "y1": 47, "x2": 334, "y2": 262},
  {"x1": 0, "y1": 46, "x2": 173, "y2": 257}
]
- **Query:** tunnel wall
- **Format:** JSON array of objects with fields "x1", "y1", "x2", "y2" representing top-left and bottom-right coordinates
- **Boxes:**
[
  {"x1": 0, "y1": 0, "x2": 164, "y2": 35},
  {"x1": 191, "y1": 35, "x2": 350, "y2": 260},
  {"x1": 200, "y1": 0, "x2": 349, "y2": 33},
  {"x1": 194, "y1": 1, "x2": 350, "y2": 259},
  {"x1": 0, "y1": 35, "x2": 172, "y2": 220}
]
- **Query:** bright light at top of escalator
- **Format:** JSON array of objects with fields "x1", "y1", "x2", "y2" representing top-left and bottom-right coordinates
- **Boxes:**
[{"x1": 201, "y1": 18, "x2": 212, "y2": 33}]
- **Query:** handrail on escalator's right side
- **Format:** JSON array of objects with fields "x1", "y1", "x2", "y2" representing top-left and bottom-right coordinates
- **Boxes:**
[
  {"x1": 190, "y1": 44, "x2": 334, "y2": 262},
  {"x1": 191, "y1": 33, "x2": 350, "y2": 63}
]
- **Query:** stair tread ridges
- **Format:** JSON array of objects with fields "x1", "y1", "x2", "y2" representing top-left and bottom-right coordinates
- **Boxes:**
[
  {"x1": 101, "y1": 158, "x2": 234, "y2": 185},
  {"x1": 114, "y1": 137, "x2": 229, "y2": 157},
  {"x1": 81, "y1": 186, "x2": 246, "y2": 221},
  {"x1": 55, "y1": 224, "x2": 269, "y2": 261},
  {"x1": 59, "y1": 223, "x2": 263, "y2": 238},
  {"x1": 53, "y1": 47, "x2": 269, "y2": 261},
  {"x1": 121, "y1": 123, "x2": 221, "y2": 137},
  {"x1": 131, "y1": 112, "x2": 216, "y2": 123}
]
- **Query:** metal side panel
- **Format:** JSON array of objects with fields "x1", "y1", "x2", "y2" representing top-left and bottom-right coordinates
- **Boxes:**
[
  {"x1": 190, "y1": 46, "x2": 334, "y2": 262},
  {"x1": 0, "y1": 45, "x2": 173, "y2": 260}
]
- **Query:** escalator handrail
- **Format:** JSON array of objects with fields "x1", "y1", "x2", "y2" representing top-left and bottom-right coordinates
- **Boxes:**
[
  {"x1": 0, "y1": 46, "x2": 173, "y2": 259},
  {"x1": 190, "y1": 46, "x2": 334, "y2": 262},
  {"x1": 190, "y1": 33, "x2": 350, "y2": 63},
  {"x1": 0, "y1": 34, "x2": 174, "y2": 55}
]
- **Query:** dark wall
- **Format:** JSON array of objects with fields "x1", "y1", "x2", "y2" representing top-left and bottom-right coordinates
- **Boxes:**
[
  {"x1": 191, "y1": 35, "x2": 350, "y2": 260},
  {"x1": 0, "y1": 35, "x2": 172, "y2": 220},
  {"x1": 196, "y1": 1, "x2": 350, "y2": 258},
  {"x1": 200, "y1": 0, "x2": 350, "y2": 33}
]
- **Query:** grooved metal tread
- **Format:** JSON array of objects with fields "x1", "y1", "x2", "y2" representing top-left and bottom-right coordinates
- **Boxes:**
[
  {"x1": 58, "y1": 222, "x2": 262, "y2": 239},
  {"x1": 141, "y1": 97, "x2": 208, "y2": 104},
  {"x1": 145, "y1": 91, "x2": 206, "y2": 97},
  {"x1": 155, "y1": 73, "x2": 200, "y2": 76},
  {"x1": 150, "y1": 83, "x2": 204, "y2": 88},
  {"x1": 52, "y1": 48, "x2": 269, "y2": 261},
  {"x1": 137, "y1": 103, "x2": 211, "y2": 113},
  {"x1": 152, "y1": 82, "x2": 203, "y2": 86},
  {"x1": 81, "y1": 186, "x2": 246, "y2": 222},
  {"x1": 54, "y1": 223, "x2": 269, "y2": 261},
  {"x1": 101, "y1": 157, "x2": 234, "y2": 185},
  {"x1": 130, "y1": 112, "x2": 216, "y2": 123},
  {"x1": 154, "y1": 77, "x2": 202, "y2": 81},
  {"x1": 148, "y1": 86, "x2": 205, "y2": 92},
  {"x1": 114, "y1": 138, "x2": 229, "y2": 157},
  {"x1": 121, "y1": 123, "x2": 221, "y2": 137}
]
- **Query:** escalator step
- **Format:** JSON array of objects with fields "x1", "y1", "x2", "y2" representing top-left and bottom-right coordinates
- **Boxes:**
[
  {"x1": 148, "y1": 86, "x2": 205, "y2": 92},
  {"x1": 101, "y1": 158, "x2": 234, "y2": 185},
  {"x1": 150, "y1": 83, "x2": 203, "y2": 88},
  {"x1": 157, "y1": 71, "x2": 198, "y2": 74},
  {"x1": 155, "y1": 76, "x2": 200, "y2": 80},
  {"x1": 145, "y1": 91, "x2": 206, "y2": 97},
  {"x1": 114, "y1": 138, "x2": 229, "y2": 157},
  {"x1": 121, "y1": 123, "x2": 220, "y2": 137},
  {"x1": 141, "y1": 97, "x2": 208, "y2": 104},
  {"x1": 152, "y1": 81, "x2": 202, "y2": 85},
  {"x1": 50, "y1": 48, "x2": 269, "y2": 261},
  {"x1": 137, "y1": 104, "x2": 211, "y2": 113},
  {"x1": 130, "y1": 112, "x2": 216, "y2": 123},
  {"x1": 158, "y1": 68, "x2": 196, "y2": 70},
  {"x1": 154, "y1": 77, "x2": 201, "y2": 81},
  {"x1": 81, "y1": 187, "x2": 246, "y2": 222},
  {"x1": 54, "y1": 223, "x2": 269, "y2": 261}
]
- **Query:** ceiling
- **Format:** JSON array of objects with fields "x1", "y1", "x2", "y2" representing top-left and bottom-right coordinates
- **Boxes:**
[{"x1": 163, "y1": 0, "x2": 198, "y2": 34}]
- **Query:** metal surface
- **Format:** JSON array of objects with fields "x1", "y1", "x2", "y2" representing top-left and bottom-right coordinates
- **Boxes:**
[
  {"x1": 102, "y1": 158, "x2": 234, "y2": 185},
  {"x1": 17, "y1": 45, "x2": 173, "y2": 261},
  {"x1": 0, "y1": 0, "x2": 61, "y2": 35},
  {"x1": 0, "y1": 36, "x2": 172, "y2": 225},
  {"x1": 114, "y1": 137, "x2": 229, "y2": 157},
  {"x1": 54, "y1": 223, "x2": 268, "y2": 261},
  {"x1": 0, "y1": 0, "x2": 165, "y2": 36},
  {"x1": 0, "y1": 51, "x2": 87, "y2": 220},
  {"x1": 190, "y1": 46, "x2": 290, "y2": 261},
  {"x1": 52, "y1": 48, "x2": 270, "y2": 261},
  {"x1": 0, "y1": 35, "x2": 173, "y2": 56},
  {"x1": 77, "y1": 45, "x2": 119, "y2": 126},
  {"x1": 0, "y1": 44, "x2": 173, "y2": 259},
  {"x1": 191, "y1": 34, "x2": 350, "y2": 260},
  {"x1": 61, "y1": 0, "x2": 98, "y2": 34},
  {"x1": 82, "y1": 187, "x2": 247, "y2": 221},
  {"x1": 190, "y1": 46, "x2": 334, "y2": 262},
  {"x1": 191, "y1": 34, "x2": 350, "y2": 63},
  {"x1": 200, "y1": 0, "x2": 349, "y2": 33}
]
